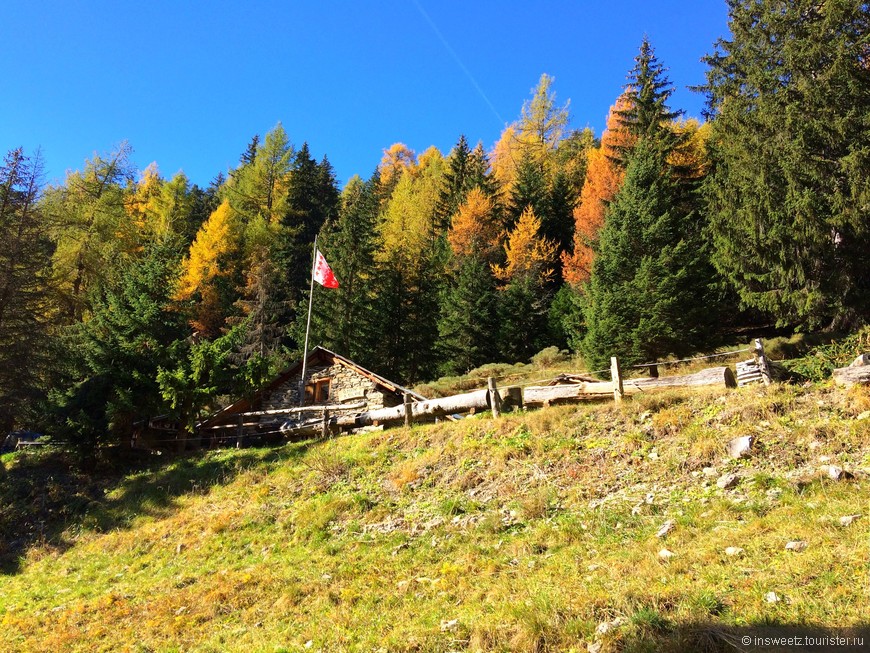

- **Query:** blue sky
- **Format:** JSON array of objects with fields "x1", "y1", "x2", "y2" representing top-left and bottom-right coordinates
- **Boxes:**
[{"x1": 1, "y1": 1, "x2": 729, "y2": 189}]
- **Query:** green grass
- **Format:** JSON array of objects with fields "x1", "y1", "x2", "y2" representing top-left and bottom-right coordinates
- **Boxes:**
[{"x1": 1, "y1": 381, "x2": 869, "y2": 652}]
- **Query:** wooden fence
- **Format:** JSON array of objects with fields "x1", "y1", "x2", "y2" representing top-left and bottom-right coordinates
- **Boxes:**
[{"x1": 270, "y1": 344, "x2": 765, "y2": 439}]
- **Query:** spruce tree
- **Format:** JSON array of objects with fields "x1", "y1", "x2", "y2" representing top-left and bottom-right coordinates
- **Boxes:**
[
  {"x1": 51, "y1": 240, "x2": 188, "y2": 450},
  {"x1": 0, "y1": 148, "x2": 53, "y2": 431},
  {"x1": 703, "y1": 0, "x2": 870, "y2": 328},
  {"x1": 437, "y1": 255, "x2": 499, "y2": 375},
  {"x1": 581, "y1": 139, "x2": 718, "y2": 371},
  {"x1": 613, "y1": 37, "x2": 684, "y2": 164}
]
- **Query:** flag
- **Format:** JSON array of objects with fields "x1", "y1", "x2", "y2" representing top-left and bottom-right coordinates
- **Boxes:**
[{"x1": 313, "y1": 249, "x2": 339, "y2": 288}]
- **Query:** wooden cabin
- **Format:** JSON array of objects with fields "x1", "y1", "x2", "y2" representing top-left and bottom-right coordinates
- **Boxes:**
[{"x1": 197, "y1": 347, "x2": 424, "y2": 444}]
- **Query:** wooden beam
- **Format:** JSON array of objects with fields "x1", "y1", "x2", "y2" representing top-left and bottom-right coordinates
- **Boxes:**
[
  {"x1": 611, "y1": 356, "x2": 624, "y2": 403},
  {"x1": 487, "y1": 377, "x2": 501, "y2": 419}
]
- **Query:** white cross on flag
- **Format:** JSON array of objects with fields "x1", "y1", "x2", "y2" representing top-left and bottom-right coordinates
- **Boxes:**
[{"x1": 313, "y1": 249, "x2": 339, "y2": 288}]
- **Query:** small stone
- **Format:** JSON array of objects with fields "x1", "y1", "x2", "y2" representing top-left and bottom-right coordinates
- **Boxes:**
[
  {"x1": 304, "y1": 641, "x2": 314, "y2": 650},
  {"x1": 596, "y1": 621, "x2": 612, "y2": 636},
  {"x1": 175, "y1": 542, "x2": 185, "y2": 555},
  {"x1": 857, "y1": 411, "x2": 870, "y2": 421},
  {"x1": 808, "y1": 440, "x2": 822, "y2": 450},
  {"x1": 765, "y1": 591, "x2": 780, "y2": 604},
  {"x1": 440, "y1": 619, "x2": 459, "y2": 632},
  {"x1": 702, "y1": 466, "x2": 718, "y2": 478},
  {"x1": 717, "y1": 473, "x2": 740, "y2": 490},
  {"x1": 725, "y1": 546, "x2": 744, "y2": 557},
  {"x1": 785, "y1": 540, "x2": 808, "y2": 552},
  {"x1": 656, "y1": 520, "x2": 675, "y2": 538},
  {"x1": 849, "y1": 353, "x2": 870, "y2": 367},
  {"x1": 587, "y1": 563, "x2": 601, "y2": 571},
  {"x1": 839, "y1": 514, "x2": 862, "y2": 527},
  {"x1": 587, "y1": 642, "x2": 603, "y2": 653},
  {"x1": 658, "y1": 548, "x2": 675, "y2": 561},
  {"x1": 727, "y1": 435, "x2": 753, "y2": 459},
  {"x1": 826, "y1": 465, "x2": 844, "y2": 480}
]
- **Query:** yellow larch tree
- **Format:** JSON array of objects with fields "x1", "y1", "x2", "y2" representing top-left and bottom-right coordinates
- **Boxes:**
[
  {"x1": 493, "y1": 206, "x2": 557, "y2": 285},
  {"x1": 175, "y1": 200, "x2": 240, "y2": 302}
]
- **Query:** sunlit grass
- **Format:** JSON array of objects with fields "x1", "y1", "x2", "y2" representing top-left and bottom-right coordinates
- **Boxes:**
[{"x1": 1, "y1": 382, "x2": 868, "y2": 651}]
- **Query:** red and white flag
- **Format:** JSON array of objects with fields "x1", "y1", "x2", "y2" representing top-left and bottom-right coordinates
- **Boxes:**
[{"x1": 313, "y1": 249, "x2": 339, "y2": 288}]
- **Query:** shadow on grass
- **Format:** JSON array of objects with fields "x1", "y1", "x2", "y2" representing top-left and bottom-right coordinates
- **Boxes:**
[
  {"x1": 0, "y1": 440, "x2": 310, "y2": 575},
  {"x1": 613, "y1": 623, "x2": 870, "y2": 652}
]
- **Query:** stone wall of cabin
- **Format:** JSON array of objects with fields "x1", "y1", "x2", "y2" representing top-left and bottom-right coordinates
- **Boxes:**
[{"x1": 259, "y1": 363, "x2": 402, "y2": 426}]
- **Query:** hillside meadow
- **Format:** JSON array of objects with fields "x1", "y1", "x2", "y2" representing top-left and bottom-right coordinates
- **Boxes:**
[{"x1": 2, "y1": 375, "x2": 869, "y2": 652}]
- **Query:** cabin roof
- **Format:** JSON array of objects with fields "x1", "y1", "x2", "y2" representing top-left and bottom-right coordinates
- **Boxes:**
[{"x1": 198, "y1": 346, "x2": 424, "y2": 429}]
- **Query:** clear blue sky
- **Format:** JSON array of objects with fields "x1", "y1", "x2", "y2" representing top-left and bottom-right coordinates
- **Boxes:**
[{"x1": 1, "y1": 1, "x2": 729, "y2": 189}]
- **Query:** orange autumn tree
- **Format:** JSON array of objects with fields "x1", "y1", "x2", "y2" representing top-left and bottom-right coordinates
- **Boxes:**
[
  {"x1": 447, "y1": 187, "x2": 501, "y2": 264},
  {"x1": 562, "y1": 94, "x2": 635, "y2": 286}
]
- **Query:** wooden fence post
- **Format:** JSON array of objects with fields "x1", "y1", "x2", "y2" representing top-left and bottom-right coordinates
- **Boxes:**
[
  {"x1": 404, "y1": 393, "x2": 413, "y2": 428},
  {"x1": 487, "y1": 377, "x2": 501, "y2": 419},
  {"x1": 611, "y1": 356, "x2": 624, "y2": 403},
  {"x1": 754, "y1": 338, "x2": 773, "y2": 386},
  {"x1": 321, "y1": 408, "x2": 329, "y2": 438},
  {"x1": 236, "y1": 414, "x2": 244, "y2": 448}
]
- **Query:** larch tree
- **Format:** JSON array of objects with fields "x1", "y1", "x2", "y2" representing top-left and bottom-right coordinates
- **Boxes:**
[
  {"x1": 516, "y1": 73, "x2": 570, "y2": 173},
  {"x1": 494, "y1": 207, "x2": 558, "y2": 362},
  {"x1": 175, "y1": 200, "x2": 243, "y2": 337},
  {"x1": 703, "y1": 0, "x2": 870, "y2": 328},
  {"x1": 45, "y1": 143, "x2": 136, "y2": 322},
  {"x1": 371, "y1": 149, "x2": 446, "y2": 381},
  {"x1": 447, "y1": 187, "x2": 502, "y2": 264},
  {"x1": 562, "y1": 94, "x2": 634, "y2": 286}
]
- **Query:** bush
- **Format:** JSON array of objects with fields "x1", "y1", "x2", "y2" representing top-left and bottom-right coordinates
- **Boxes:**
[
  {"x1": 531, "y1": 346, "x2": 569, "y2": 367},
  {"x1": 783, "y1": 327, "x2": 870, "y2": 382}
]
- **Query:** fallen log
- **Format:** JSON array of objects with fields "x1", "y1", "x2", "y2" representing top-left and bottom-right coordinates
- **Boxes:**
[
  {"x1": 629, "y1": 366, "x2": 737, "y2": 390},
  {"x1": 280, "y1": 388, "x2": 493, "y2": 437},
  {"x1": 523, "y1": 381, "x2": 615, "y2": 406},
  {"x1": 832, "y1": 365, "x2": 870, "y2": 387},
  {"x1": 524, "y1": 366, "x2": 736, "y2": 407}
]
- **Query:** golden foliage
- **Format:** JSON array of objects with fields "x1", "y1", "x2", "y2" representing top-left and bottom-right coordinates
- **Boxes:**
[
  {"x1": 562, "y1": 95, "x2": 633, "y2": 286},
  {"x1": 668, "y1": 119, "x2": 711, "y2": 179},
  {"x1": 493, "y1": 206, "x2": 556, "y2": 284},
  {"x1": 447, "y1": 188, "x2": 500, "y2": 261},
  {"x1": 175, "y1": 200, "x2": 239, "y2": 301},
  {"x1": 378, "y1": 142, "x2": 417, "y2": 189}
]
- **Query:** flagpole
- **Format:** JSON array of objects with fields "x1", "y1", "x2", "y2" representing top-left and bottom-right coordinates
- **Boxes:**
[{"x1": 299, "y1": 234, "x2": 318, "y2": 406}]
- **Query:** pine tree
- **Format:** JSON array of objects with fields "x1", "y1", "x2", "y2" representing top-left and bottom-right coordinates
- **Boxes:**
[
  {"x1": 295, "y1": 174, "x2": 380, "y2": 365},
  {"x1": 703, "y1": 0, "x2": 870, "y2": 328},
  {"x1": 507, "y1": 152, "x2": 548, "y2": 232}
]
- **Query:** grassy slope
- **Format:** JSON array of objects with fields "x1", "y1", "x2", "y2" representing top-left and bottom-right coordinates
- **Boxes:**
[{"x1": 1, "y1": 382, "x2": 869, "y2": 652}]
